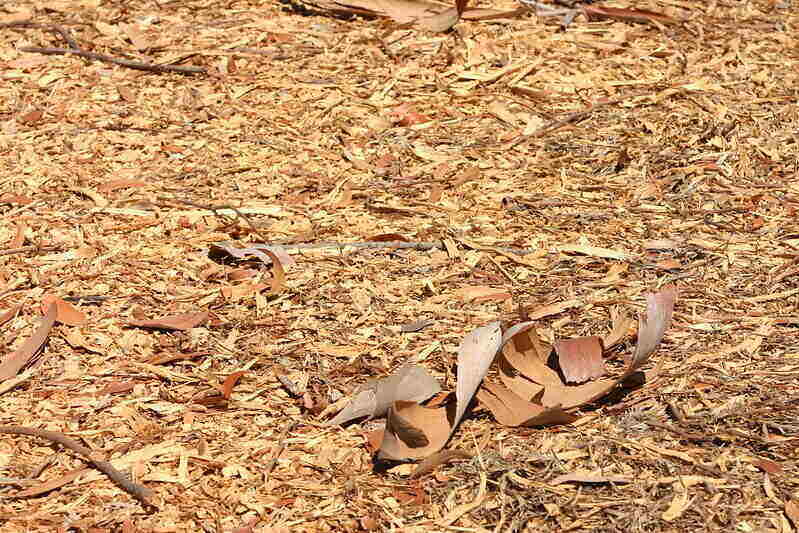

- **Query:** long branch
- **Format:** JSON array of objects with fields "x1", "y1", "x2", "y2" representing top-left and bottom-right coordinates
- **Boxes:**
[
  {"x1": 0, "y1": 426, "x2": 155, "y2": 506},
  {"x1": 19, "y1": 46, "x2": 205, "y2": 74}
]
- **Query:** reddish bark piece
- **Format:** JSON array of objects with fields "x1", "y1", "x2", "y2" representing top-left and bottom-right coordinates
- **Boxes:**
[
  {"x1": 99, "y1": 381, "x2": 135, "y2": 395},
  {"x1": 752, "y1": 458, "x2": 783, "y2": 475},
  {"x1": 128, "y1": 311, "x2": 209, "y2": 331},
  {"x1": 222, "y1": 371, "x2": 247, "y2": 400},
  {"x1": 0, "y1": 303, "x2": 57, "y2": 381},
  {"x1": 555, "y1": 336, "x2": 605, "y2": 384},
  {"x1": 42, "y1": 294, "x2": 87, "y2": 326},
  {"x1": 0, "y1": 194, "x2": 33, "y2": 205},
  {"x1": 10, "y1": 222, "x2": 25, "y2": 248}
]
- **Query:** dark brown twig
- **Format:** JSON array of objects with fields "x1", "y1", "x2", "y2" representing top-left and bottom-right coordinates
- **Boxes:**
[
  {"x1": 161, "y1": 198, "x2": 270, "y2": 243},
  {"x1": 0, "y1": 426, "x2": 155, "y2": 506},
  {"x1": 19, "y1": 47, "x2": 205, "y2": 74},
  {"x1": 0, "y1": 21, "x2": 80, "y2": 49},
  {"x1": 0, "y1": 245, "x2": 60, "y2": 257}
]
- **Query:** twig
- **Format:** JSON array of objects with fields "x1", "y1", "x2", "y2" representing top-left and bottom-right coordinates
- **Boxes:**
[
  {"x1": 161, "y1": 198, "x2": 270, "y2": 243},
  {"x1": 0, "y1": 21, "x2": 80, "y2": 49},
  {"x1": 278, "y1": 240, "x2": 542, "y2": 256},
  {"x1": 263, "y1": 421, "x2": 296, "y2": 482},
  {"x1": 0, "y1": 426, "x2": 155, "y2": 506},
  {"x1": 158, "y1": 198, "x2": 541, "y2": 256},
  {"x1": 19, "y1": 47, "x2": 205, "y2": 74},
  {"x1": 0, "y1": 245, "x2": 60, "y2": 257},
  {"x1": 503, "y1": 89, "x2": 660, "y2": 149}
]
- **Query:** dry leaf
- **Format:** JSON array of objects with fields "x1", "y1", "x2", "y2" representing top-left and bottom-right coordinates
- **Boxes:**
[
  {"x1": 127, "y1": 311, "x2": 209, "y2": 331},
  {"x1": 379, "y1": 400, "x2": 454, "y2": 459},
  {"x1": 378, "y1": 322, "x2": 501, "y2": 460},
  {"x1": 0, "y1": 303, "x2": 57, "y2": 381},
  {"x1": 629, "y1": 286, "x2": 677, "y2": 370},
  {"x1": 326, "y1": 365, "x2": 441, "y2": 426},
  {"x1": 41, "y1": 294, "x2": 88, "y2": 326},
  {"x1": 480, "y1": 287, "x2": 677, "y2": 424},
  {"x1": 555, "y1": 336, "x2": 605, "y2": 384},
  {"x1": 476, "y1": 382, "x2": 577, "y2": 427}
]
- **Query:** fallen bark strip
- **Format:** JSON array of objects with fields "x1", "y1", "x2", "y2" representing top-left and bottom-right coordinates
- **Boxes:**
[
  {"x1": 19, "y1": 46, "x2": 205, "y2": 74},
  {"x1": 0, "y1": 426, "x2": 155, "y2": 506}
]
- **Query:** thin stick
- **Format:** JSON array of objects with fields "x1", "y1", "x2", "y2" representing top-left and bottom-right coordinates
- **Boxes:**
[
  {"x1": 0, "y1": 21, "x2": 80, "y2": 49},
  {"x1": 278, "y1": 240, "x2": 543, "y2": 257},
  {"x1": 0, "y1": 246, "x2": 60, "y2": 257},
  {"x1": 0, "y1": 426, "x2": 155, "y2": 506},
  {"x1": 19, "y1": 47, "x2": 205, "y2": 74},
  {"x1": 162, "y1": 198, "x2": 270, "y2": 243}
]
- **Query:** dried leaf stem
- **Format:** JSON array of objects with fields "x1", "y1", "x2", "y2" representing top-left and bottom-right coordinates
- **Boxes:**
[{"x1": 0, "y1": 426, "x2": 155, "y2": 506}]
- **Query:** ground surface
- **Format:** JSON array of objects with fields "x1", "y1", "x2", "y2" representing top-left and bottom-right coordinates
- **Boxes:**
[{"x1": 1, "y1": 0, "x2": 798, "y2": 531}]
